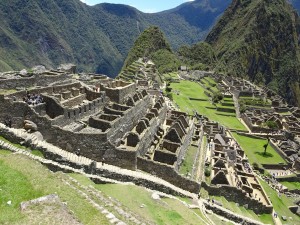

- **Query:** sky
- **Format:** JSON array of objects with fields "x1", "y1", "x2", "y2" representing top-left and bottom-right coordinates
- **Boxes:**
[{"x1": 80, "y1": 0, "x2": 194, "y2": 13}]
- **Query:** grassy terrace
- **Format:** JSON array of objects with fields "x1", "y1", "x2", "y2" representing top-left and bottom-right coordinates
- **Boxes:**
[
  {"x1": 170, "y1": 80, "x2": 246, "y2": 130},
  {"x1": 260, "y1": 179, "x2": 300, "y2": 224},
  {"x1": 164, "y1": 72, "x2": 179, "y2": 80},
  {"x1": 280, "y1": 181, "x2": 300, "y2": 190},
  {"x1": 0, "y1": 136, "x2": 44, "y2": 158},
  {"x1": 0, "y1": 151, "x2": 109, "y2": 225},
  {"x1": 71, "y1": 174, "x2": 209, "y2": 225},
  {"x1": 212, "y1": 196, "x2": 273, "y2": 224},
  {"x1": 232, "y1": 132, "x2": 286, "y2": 165},
  {"x1": 0, "y1": 149, "x2": 212, "y2": 225},
  {"x1": 179, "y1": 144, "x2": 198, "y2": 176},
  {"x1": 200, "y1": 77, "x2": 219, "y2": 93}
]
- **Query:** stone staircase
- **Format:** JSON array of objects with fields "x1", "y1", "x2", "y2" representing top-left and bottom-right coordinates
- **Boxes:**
[
  {"x1": 64, "y1": 176, "x2": 152, "y2": 225},
  {"x1": 0, "y1": 123, "x2": 196, "y2": 199}
]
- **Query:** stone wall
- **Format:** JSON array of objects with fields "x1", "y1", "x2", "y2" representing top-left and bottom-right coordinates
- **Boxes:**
[
  {"x1": 137, "y1": 157, "x2": 201, "y2": 194},
  {"x1": 107, "y1": 95, "x2": 151, "y2": 144},
  {"x1": 137, "y1": 104, "x2": 167, "y2": 156},
  {"x1": 204, "y1": 203, "x2": 264, "y2": 225},
  {"x1": 52, "y1": 96, "x2": 108, "y2": 127},
  {"x1": 175, "y1": 120, "x2": 195, "y2": 171},
  {"x1": 276, "y1": 176, "x2": 300, "y2": 182},
  {"x1": 202, "y1": 182, "x2": 273, "y2": 214},
  {"x1": 0, "y1": 100, "x2": 136, "y2": 170},
  {"x1": 240, "y1": 115, "x2": 274, "y2": 133},
  {"x1": 0, "y1": 73, "x2": 71, "y2": 89},
  {"x1": 100, "y1": 82, "x2": 136, "y2": 104},
  {"x1": 0, "y1": 77, "x2": 35, "y2": 89},
  {"x1": 269, "y1": 140, "x2": 289, "y2": 163}
]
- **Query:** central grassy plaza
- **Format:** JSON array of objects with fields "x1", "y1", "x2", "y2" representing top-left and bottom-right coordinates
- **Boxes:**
[{"x1": 170, "y1": 80, "x2": 247, "y2": 130}]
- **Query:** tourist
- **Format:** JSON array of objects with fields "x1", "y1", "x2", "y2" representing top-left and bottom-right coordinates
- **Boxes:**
[
  {"x1": 8, "y1": 118, "x2": 12, "y2": 128},
  {"x1": 75, "y1": 148, "x2": 80, "y2": 156}
]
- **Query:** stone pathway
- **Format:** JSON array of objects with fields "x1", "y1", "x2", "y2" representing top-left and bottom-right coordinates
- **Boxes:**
[
  {"x1": 232, "y1": 93, "x2": 241, "y2": 118},
  {"x1": 0, "y1": 123, "x2": 196, "y2": 199}
]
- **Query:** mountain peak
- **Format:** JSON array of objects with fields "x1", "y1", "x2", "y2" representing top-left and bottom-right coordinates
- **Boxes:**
[{"x1": 206, "y1": 0, "x2": 300, "y2": 106}]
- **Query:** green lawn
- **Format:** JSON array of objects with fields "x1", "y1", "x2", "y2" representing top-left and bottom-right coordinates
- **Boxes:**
[
  {"x1": 260, "y1": 179, "x2": 300, "y2": 224},
  {"x1": 232, "y1": 133, "x2": 287, "y2": 165},
  {"x1": 179, "y1": 145, "x2": 198, "y2": 176},
  {"x1": 280, "y1": 181, "x2": 300, "y2": 190},
  {"x1": 170, "y1": 81, "x2": 246, "y2": 130},
  {"x1": 0, "y1": 153, "x2": 109, "y2": 225},
  {"x1": 71, "y1": 173, "x2": 209, "y2": 225}
]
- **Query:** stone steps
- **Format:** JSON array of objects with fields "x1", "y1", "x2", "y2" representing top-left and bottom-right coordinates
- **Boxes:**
[
  {"x1": 62, "y1": 179, "x2": 126, "y2": 225},
  {"x1": 65, "y1": 176, "x2": 146, "y2": 225}
]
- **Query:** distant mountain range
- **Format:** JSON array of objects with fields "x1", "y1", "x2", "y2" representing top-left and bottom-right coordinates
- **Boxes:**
[
  {"x1": 0, "y1": 0, "x2": 299, "y2": 78},
  {"x1": 0, "y1": 0, "x2": 231, "y2": 76},
  {"x1": 206, "y1": 0, "x2": 300, "y2": 106}
]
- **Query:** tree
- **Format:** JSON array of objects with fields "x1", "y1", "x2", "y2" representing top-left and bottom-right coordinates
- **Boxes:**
[
  {"x1": 263, "y1": 137, "x2": 270, "y2": 155},
  {"x1": 265, "y1": 121, "x2": 278, "y2": 130},
  {"x1": 212, "y1": 92, "x2": 223, "y2": 103}
]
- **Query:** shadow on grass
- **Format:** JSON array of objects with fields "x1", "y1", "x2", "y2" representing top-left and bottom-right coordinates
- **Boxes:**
[
  {"x1": 215, "y1": 113, "x2": 236, "y2": 117},
  {"x1": 255, "y1": 152, "x2": 274, "y2": 158},
  {"x1": 205, "y1": 106, "x2": 217, "y2": 110}
]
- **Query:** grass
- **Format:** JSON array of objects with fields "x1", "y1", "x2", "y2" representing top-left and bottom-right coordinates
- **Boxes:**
[
  {"x1": 280, "y1": 181, "x2": 300, "y2": 190},
  {"x1": 0, "y1": 149, "x2": 12, "y2": 155},
  {"x1": 211, "y1": 196, "x2": 273, "y2": 224},
  {"x1": 0, "y1": 136, "x2": 44, "y2": 158},
  {"x1": 260, "y1": 179, "x2": 300, "y2": 224},
  {"x1": 31, "y1": 150, "x2": 44, "y2": 158},
  {"x1": 200, "y1": 78, "x2": 219, "y2": 93},
  {"x1": 0, "y1": 136, "x2": 27, "y2": 150},
  {"x1": 170, "y1": 80, "x2": 246, "y2": 130},
  {"x1": 0, "y1": 153, "x2": 109, "y2": 225},
  {"x1": 232, "y1": 132, "x2": 287, "y2": 165},
  {"x1": 179, "y1": 145, "x2": 198, "y2": 176},
  {"x1": 0, "y1": 89, "x2": 17, "y2": 95},
  {"x1": 164, "y1": 72, "x2": 179, "y2": 80},
  {"x1": 70, "y1": 173, "x2": 209, "y2": 225}
]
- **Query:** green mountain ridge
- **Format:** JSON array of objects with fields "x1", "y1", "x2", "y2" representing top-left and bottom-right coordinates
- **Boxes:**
[
  {"x1": 0, "y1": 0, "x2": 231, "y2": 76},
  {"x1": 118, "y1": 26, "x2": 179, "y2": 84},
  {"x1": 206, "y1": 0, "x2": 300, "y2": 106}
]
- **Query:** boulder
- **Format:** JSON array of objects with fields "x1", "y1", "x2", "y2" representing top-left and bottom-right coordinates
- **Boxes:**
[
  {"x1": 32, "y1": 65, "x2": 46, "y2": 74},
  {"x1": 58, "y1": 63, "x2": 76, "y2": 74},
  {"x1": 281, "y1": 216, "x2": 287, "y2": 221},
  {"x1": 24, "y1": 120, "x2": 38, "y2": 131},
  {"x1": 19, "y1": 69, "x2": 28, "y2": 77}
]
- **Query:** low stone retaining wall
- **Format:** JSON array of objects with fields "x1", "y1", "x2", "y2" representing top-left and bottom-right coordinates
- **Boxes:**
[
  {"x1": 202, "y1": 182, "x2": 273, "y2": 214},
  {"x1": 277, "y1": 176, "x2": 300, "y2": 182},
  {"x1": 137, "y1": 157, "x2": 201, "y2": 194},
  {"x1": 204, "y1": 202, "x2": 265, "y2": 225}
]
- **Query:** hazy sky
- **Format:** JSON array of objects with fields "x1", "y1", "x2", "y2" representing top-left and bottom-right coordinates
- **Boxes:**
[{"x1": 80, "y1": 0, "x2": 194, "y2": 13}]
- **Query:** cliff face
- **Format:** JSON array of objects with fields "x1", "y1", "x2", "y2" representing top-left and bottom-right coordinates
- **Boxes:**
[{"x1": 206, "y1": 0, "x2": 300, "y2": 106}]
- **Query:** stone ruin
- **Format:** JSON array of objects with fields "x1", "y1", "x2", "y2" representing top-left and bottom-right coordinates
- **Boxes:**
[
  {"x1": 0, "y1": 66, "x2": 201, "y2": 194},
  {"x1": 202, "y1": 121, "x2": 273, "y2": 214}
]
